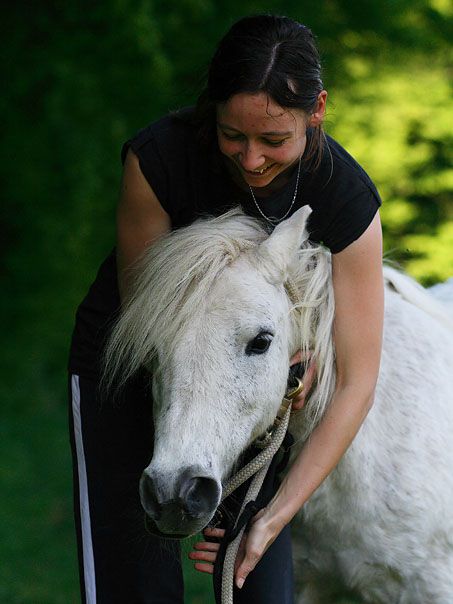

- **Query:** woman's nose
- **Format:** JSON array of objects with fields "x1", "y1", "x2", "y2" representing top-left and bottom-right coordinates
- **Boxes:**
[{"x1": 237, "y1": 144, "x2": 265, "y2": 171}]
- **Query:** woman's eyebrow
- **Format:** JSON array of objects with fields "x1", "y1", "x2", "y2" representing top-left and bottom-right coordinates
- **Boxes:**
[
  {"x1": 217, "y1": 122, "x2": 292, "y2": 136},
  {"x1": 261, "y1": 130, "x2": 292, "y2": 136}
]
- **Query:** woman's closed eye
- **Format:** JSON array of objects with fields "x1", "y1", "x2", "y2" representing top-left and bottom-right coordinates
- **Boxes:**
[
  {"x1": 220, "y1": 130, "x2": 245, "y2": 141},
  {"x1": 219, "y1": 130, "x2": 288, "y2": 147},
  {"x1": 262, "y1": 138, "x2": 288, "y2": 147}
]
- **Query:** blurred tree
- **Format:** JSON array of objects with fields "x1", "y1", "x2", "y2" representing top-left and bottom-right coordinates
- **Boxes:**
[{"x1": 2, "y1": 1, "x2": 451, "y2": 359}]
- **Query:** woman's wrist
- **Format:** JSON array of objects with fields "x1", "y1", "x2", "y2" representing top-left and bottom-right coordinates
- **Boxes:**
[{"x1": 261, "y1": 495, "x2": 296, "y2": 533}]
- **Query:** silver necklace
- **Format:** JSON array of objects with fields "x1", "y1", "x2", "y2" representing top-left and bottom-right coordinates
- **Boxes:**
[{"x1": 248, "y1": 157, "x2": 302, "y2": 225}]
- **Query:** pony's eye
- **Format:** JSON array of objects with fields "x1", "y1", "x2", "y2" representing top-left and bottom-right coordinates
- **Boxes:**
[{"x1": 245, "y1": 332, "x2": 274, "y2": 356}]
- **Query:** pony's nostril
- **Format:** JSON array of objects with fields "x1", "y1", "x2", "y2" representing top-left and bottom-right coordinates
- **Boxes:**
[
  {"x1": 179, "y1": 475, "x2": 221, "y2": 518},
  {"x1": 139, "y1": 472, "x2": 162, "y2": 520}
]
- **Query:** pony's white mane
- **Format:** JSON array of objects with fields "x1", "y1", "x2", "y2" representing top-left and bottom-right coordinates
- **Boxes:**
[
  {"x1": 285, "y1": 244, "x2": 336, "y2": 435},
  {"x1": 104, "y1": 208, "x2": 336, "y2": 432},
  {"x1": 104, "y1": 210, "x2": 267, "y2": 384}
]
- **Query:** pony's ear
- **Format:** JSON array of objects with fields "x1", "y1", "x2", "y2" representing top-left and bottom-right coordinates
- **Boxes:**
[{"x1": 256, "y1": 206, "x2": 312, "y2": 281}]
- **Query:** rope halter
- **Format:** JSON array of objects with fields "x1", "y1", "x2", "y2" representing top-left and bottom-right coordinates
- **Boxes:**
[{"x1": 219, "y1": 378, "x2": 304, "y2": 604}]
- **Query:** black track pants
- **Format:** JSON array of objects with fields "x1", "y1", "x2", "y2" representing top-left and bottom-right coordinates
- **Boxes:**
[{"x1": 68, "y1": 373, "x2": 294, "y2": 603}]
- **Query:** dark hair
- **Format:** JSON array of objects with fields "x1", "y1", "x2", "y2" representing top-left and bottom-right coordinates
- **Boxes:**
[{"x1": 194, "y1": 14, "x2": 325, "y2": 166}]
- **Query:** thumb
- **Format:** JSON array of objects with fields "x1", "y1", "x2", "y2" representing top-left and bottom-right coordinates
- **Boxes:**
[{"x1": 235, "y1": 547, "x2": 261, "y2": 589}]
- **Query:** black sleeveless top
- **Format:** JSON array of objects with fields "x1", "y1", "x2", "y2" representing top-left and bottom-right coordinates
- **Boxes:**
[{"x1": 68, "y1": 109, "x2": 381, "y2": 378}]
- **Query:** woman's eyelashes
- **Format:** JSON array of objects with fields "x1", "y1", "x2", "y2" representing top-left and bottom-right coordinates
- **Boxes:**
[{"x1": 219, "y1": 130, "x2": 289, "y2": 147}]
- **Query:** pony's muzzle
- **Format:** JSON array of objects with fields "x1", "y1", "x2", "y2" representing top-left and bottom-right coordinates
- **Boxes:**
[
  {"x1": 140, "y1": 466, "x2": 221, "y2": 534},
  {"x1": 140, "y1": 472, "x2": 163, "y2": 521}
]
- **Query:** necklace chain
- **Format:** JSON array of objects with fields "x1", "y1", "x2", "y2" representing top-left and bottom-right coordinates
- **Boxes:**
[{"x1": 248, "y1": 157, "x2": 302, "y2": 226}]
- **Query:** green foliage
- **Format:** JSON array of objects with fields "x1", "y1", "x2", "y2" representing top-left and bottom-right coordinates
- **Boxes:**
[
  {"x1": 1, "y1": 1, "x2": 451, "y2": 601},
  {"x1": 329, "y1": 56, "x2": 453, "y2": 284}
]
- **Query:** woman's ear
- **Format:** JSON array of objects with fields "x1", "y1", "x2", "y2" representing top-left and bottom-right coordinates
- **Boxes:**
[
  {"x1": 308, "y1": 90, "x2": 327, "y2": 127},
  {"x1": 255, "y1": 206, "x2": 312, "y2": 282}
]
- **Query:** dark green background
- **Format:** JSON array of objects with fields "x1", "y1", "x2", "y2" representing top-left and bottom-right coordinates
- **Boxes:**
[{"x1": 1, "y1": 1, "x2": 452, "y2": 602}]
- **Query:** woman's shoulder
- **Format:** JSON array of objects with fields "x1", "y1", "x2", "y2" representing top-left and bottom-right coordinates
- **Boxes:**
[
  {"x1": 304, "y1": 133, "x2": 382, "y2": 253},
  {"x1": 306, "y1": 133, "x2": 381, "y2": 205},
  {"x1": 120, "y1": 107, "x2": 225, "y2": 229},
  {"x1": 121, "y1": 106, "x2": 199, "y2": 165}
]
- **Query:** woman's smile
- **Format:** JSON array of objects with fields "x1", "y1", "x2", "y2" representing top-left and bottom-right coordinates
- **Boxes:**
[
  {"x1": 242, "y1": 162, "x2": 277, "y2": 178},
  {"x1": 247, "y1": 164, "x2": 275, "y2": 175}
]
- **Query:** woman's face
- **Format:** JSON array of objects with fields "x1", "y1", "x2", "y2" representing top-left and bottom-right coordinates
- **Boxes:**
[{"x1": 216, "y1": 92, "x2": 310, "y2": 188}]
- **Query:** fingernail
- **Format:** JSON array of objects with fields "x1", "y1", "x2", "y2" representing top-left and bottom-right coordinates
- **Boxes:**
[{"x1": 237, "y1": 578, "x2": 244, "y2": 589}]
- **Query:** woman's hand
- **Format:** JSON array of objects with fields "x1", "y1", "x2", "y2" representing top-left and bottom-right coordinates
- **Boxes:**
[
  {"x1": 189, "y1": 510, "x2": 284, "y2": 589},
  {"x1": 231, "y1": 509, "x2": 283, "y2": 588}
]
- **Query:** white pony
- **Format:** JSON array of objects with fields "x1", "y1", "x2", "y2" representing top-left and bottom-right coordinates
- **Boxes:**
[{"x1": 105, "y1": 208, "x2": 453, "y2": 603}]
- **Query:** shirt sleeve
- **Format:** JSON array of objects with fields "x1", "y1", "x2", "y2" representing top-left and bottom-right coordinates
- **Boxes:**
[
  {"x1": 121, "y1": 129, "x2": 171, "y2": 216},
  {"x1": 309, "y1": 188, "x2": 381, "y2": 254}
]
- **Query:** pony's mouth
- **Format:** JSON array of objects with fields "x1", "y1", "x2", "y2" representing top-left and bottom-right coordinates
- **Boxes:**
[
  {"x1": 143, "y1": 512, "x2": 213, "y2": 541},
  {"x1": 144, "y1": 514, "x2": 191, "y2": 540}
]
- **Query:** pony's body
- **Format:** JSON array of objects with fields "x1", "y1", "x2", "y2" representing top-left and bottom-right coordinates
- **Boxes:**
[
  {"x1": 106, "y1": 209, "x2": 453, "y2": 603},
  {"x1": 294, "y1": 279, "x2": 453, "y2": 603}
]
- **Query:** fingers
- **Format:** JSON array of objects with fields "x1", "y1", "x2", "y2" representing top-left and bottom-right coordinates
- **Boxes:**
[
  {"x1": 203, "y1": 527, "x2": 225, "y2": 539},
  {"x1": 291, "y1": 356, "x2": 317, "y2": 411},
  {"x1": 192, "y1": 562, "x2": 215, "y2": 575},
  {"x1": 234, "y1": 523, "x2": 265, "y2": 589},
  {"x1": 290, "y1": 349, "x2": 303, "y2": 365},
  {"x1": 193, "y1": 540, "x2": 220, "y2": 552},
  {"x1": 189, "y1": 548, "x2": 218, "y2": 564},
  {"x1": 234, "y1": 511, "x2": 279, "y2": 589},
  {"x1": 189, "y1": 546, "x2": 217, "y2": 574},
  {"x1": 189, "y1": 528, "x2": 224, "y2": 575}
]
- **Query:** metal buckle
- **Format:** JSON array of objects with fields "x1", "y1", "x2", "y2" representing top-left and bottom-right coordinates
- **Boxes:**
[{"x1": 285, "y1": 378, "x2": 304, "y2": 401}]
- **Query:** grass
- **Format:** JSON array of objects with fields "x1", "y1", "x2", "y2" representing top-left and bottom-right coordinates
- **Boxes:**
[{"x1": 1, "y1": 366, "x2": 79, "y2": 603}]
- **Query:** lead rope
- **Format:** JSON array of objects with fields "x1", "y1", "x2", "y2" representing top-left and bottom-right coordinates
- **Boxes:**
[{"x1": 219, "y1": 380, "x2": 303, "y2": 604}]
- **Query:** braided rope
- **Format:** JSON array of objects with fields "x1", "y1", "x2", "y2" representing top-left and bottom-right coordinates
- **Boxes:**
[
  {"x1": 220, "y1": 402, "x2": 292, "y2": 604},
  {"x1": 285, "y1": 277, "x2": 301, "y2": 307}
]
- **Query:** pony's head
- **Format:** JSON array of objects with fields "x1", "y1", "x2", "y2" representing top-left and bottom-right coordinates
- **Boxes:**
[{"x1": 104, "y1": 207, "x2": 335, "y2": 537}]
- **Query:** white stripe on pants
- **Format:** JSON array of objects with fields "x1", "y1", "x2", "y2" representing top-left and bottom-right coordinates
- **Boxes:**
[{"x1": 71, "y1": 374, "x2": 97, "y2": 604}]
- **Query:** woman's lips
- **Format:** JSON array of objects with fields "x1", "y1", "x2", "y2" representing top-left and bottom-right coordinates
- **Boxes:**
[{"x1": 242, "y1": 163, "x2": 276, "y2": 177}]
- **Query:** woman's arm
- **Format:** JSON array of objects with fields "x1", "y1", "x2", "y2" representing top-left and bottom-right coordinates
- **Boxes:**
[
  {"x1": 265, "y1": 212, "x2": 383, "y2": 516},
  {"x1": 195, "y1": 212, "x2": 384, "y2": 585},
  {"x1": 233, "y1": 212, "x2": 384, "y2": 587},
  {"x1": 117, "y1": 148, "x2": 171, "y2": 301}
]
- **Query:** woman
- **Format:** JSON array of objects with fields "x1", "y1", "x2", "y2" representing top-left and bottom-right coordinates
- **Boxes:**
[{"x1": 68, "y1": 14, "x2": 383, "y2": 604}]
